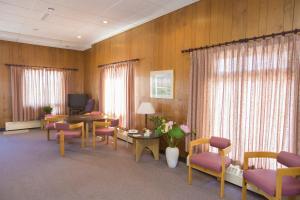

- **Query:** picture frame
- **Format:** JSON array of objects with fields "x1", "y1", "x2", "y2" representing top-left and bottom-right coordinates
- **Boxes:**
[{"x1": 150, "y1": 70, "x2": 174, "y2": 99}]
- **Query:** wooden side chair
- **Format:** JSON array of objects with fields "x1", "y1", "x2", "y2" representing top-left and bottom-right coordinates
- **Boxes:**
[
  {"x1": 242, "y1": 151, "x2": 300, "y2": 200},
  {"x1": 44, "y1": 115, "x2": 66, "y2": 141},
  {"x1": 55, "y1": 122, "x2": 85, "y2": 156},
  {"x1": 92, "y1": 119, "x2": 119, "y2": 150},
  {"x1": 188, "y1": 136, "x2": 232, "y2": 198}
]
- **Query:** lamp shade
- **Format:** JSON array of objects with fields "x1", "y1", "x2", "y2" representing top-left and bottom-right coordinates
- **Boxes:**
[{"x1": 137, "y1": 102, "x2": 155, "y2": 114}]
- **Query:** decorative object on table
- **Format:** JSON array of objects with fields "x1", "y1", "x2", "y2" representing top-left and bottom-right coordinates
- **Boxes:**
[
  {"x1": 150, "y1": 70, "x2": 173, "y2": 99},
  {"x1": 151, "y1": 116, "x2": 194, "y2": 168},
  {"x1": 137, "y1": 102, "x2": 155, "y2": 128},
  {"x1": 43, "y1": 105, "x2": 53, "y2": 115}
]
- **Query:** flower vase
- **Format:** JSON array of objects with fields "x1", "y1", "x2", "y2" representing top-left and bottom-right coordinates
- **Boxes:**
[{"x1": 166, "y1": 147, "x2": 179, "y2": 168}]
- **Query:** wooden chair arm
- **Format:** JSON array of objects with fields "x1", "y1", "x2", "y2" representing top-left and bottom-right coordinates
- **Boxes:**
[
  {"x1": 189, "y1": 138, "x2": 210, "y2": 157},
  {"x1": 219, "y1": 145, "x2": 231, "y2": 156},
  {"x1": 277, "y1": 167, "x2": 300, "y2": 177},
  {"x1": 69, "y1": 122, "x2": 84, "y2": 129},
  {"x1": 243, "y1": 152, "x2": 278, "y2": 170}
]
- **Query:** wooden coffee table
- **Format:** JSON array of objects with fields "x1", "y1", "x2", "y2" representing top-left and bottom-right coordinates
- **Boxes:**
[{"x1": 127, "y1": 131, "x2": 161, "y2": 162}]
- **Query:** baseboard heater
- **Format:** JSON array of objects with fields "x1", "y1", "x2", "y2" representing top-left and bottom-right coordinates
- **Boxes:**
[{"x1": 5, "y1": 120, "x2": 41, "y2": 131}]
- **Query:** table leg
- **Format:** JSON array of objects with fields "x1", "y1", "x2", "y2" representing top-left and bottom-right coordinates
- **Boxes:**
[{"x1": 135, "y1": 139, "x2": 159, "y2": 162}]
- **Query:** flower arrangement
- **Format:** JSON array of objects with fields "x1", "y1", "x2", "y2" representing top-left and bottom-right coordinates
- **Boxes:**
[{"x1": 150, "y1": 116, "x2": 194, "y2": 148}]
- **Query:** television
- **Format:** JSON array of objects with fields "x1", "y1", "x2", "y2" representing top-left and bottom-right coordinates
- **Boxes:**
[{"x1": 68, "y1": 94, "x2": 88, "y2": 108}]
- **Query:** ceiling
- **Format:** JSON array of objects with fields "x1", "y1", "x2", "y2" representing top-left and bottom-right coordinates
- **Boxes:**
[{"x1": 0, "y1": 0, "x2": 198, "y2": 51}]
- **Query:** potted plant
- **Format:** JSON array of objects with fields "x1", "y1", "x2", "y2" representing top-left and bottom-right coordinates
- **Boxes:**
[
  {"x1": 42, "y1": 106, "x2": 53, "y2": 117},
  {"x1": 150, "y1": 116, "x2": 193, "y2": 168}
]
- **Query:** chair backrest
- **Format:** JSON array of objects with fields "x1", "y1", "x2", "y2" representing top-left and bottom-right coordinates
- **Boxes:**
[
  {"x1": 84, "y1": 99, "x2": 95, "y2": 112},
  {"x1": 277, "y1": 151, "x2": 300, "y2": 167},
  {"x1": 94, "y1": 121, "x2": 110, "y2": 128},
  {"x1": 210, "y1": 136, "x2": 231, "y2": 149},
  {"x1": 55, "y1": 123, "x2": 70, "y2": 131},
  {"x1": 109, "y1": 119, "x2": 119, "y2": 127}
]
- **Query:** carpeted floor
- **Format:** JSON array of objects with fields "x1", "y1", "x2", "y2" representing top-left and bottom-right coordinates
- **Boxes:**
[{"x1": 0, "y1": 129, "x2": 264, "y2": 200}]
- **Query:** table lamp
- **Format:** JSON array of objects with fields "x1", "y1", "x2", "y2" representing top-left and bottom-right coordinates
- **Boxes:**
[{"x1": 137, "y1": 102, "x2": 155, "y2": 128}]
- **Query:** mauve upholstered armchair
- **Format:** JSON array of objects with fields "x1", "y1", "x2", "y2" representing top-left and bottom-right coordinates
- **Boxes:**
[
  {"x1": 242, "y1": 151, "x2": 300, "y2": 200},
  {"x1": 92, "y1": 119, "x2": 119, "y2": 150},
  {"x1": 188, "y1": 136, "x2": 231, "y2": 198},
  {"x1": 44, "y1": 115, "x2": 67, "y2": 141},
  {"x1": 55, "y1": 122, "x2": 85, "y2": 156}
]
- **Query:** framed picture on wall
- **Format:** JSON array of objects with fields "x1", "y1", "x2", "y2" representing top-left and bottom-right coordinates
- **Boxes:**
[{"x1": 150, "y1": 70, "x2": 174, "y2": 99}]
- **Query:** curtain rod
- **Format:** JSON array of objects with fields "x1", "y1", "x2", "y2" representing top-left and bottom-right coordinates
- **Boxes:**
[
  {"x1": 5, "y1": 64, "x2": 78, "y2": 71},
  {"x1": 181, "y1": 29, "x2": 300, "y2": 53},
  {"x1": 98, "y1": 58, "x2": 140, "y2": 68}
]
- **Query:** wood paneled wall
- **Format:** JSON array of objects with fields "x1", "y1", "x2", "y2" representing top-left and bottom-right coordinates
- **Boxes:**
[
  {"x1": 0, "y1": 40, "x2": 84, "y2": 128},
  {"x1": 84, "y1": 0, "x2": 300, "y2": 154}
]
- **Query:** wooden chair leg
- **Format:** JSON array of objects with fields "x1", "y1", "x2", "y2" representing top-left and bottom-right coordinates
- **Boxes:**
[
  {"x1": 242, "y1": 178, "x2": 247, "y2": 200},
  {"x1": 106, "y1": 135, "x2": 109, "y2": 144},
  {"x1": 114, "y1": 135, "x2": 117, "y2": 150},
  {"x1": 47, "y1": 129, "x2": 50, "y2": 141},
  {"x1": 220, "y1": 175, "x2": 225, "y2": 198},
  {"x1": 92, "y1": 134, "x2": 96, "y2": 149},
  {"x1": 188, "y1": 166, "x2": 192, "y2": 185},
  {"x1": 59, "y1": 133, "x2": 64, "y2": 157}
]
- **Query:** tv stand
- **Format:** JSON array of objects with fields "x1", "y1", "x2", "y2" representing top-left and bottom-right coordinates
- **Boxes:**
[{"x1": 69, "y1": 107, "x2": 84, "y2": 115}]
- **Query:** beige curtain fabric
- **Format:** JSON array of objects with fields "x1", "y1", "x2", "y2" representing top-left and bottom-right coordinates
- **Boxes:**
[
  {"x1": 187, "y1": 34, "x2": 300, "y2": 169},
  {"x1": 99, "y1": 62, "x2": 135, "y2": 129},
  {"x1": 11, "y1": 66, "x2": 74, "y2": 121}
]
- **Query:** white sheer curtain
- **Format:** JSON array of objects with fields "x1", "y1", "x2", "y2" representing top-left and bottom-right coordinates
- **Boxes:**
[
  {"x1": 11, "y1": 66, "x2": 73, "y2": 121},
  {"x1": 99, "y1": 62, "x2": 135, "y2": 128},
  {"x1": 187, "y1": 34, "x2": 300, "y2": 169}
]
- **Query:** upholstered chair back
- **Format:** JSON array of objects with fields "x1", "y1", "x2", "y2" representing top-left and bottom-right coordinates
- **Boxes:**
[
  {"x1": 277, "y1": 151, "x2": 300, "y2": 167},
  {"x1": 210, "y1": 136, "x2": 231, "y2": 149},
  {"x1": 110, "y1": 119, "x2": 119, "y2": 127},
  {"x1": 84, "y1": 99, "x2": 95, "y2": 112}
]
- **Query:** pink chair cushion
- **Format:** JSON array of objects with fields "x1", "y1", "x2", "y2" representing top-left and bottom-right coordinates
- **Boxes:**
[
  {"x1": 210, "y1": 136, "x2": 231, "y2": 149},
  {"x1": 190, "y1": 152, "x2": 231, "y2": 172},
  {"x1": 55, "y1": 123, "x2": 70, "y2": 130},
  {"x1": 277, "y1": 151, "x2": 300, "y2": 167},
  {"x1": 244, "y1": 169, "x2": 300, "y2": 197},
  {"x1": 56, "y1": 130, "x2": 81, "y2": 139},
  {"x1": 45, "y1": 122, "x2": 55, "y2": 130},
  {"x1": 95, "y1": 127, "x2": 115, "y2": 136}
]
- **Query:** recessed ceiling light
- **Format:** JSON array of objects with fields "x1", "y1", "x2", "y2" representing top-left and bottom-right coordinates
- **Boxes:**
[
  {"x1": 77, "y1": 35, "x2": 82, "y2": 39},
  {"x1": 48, "y1": 8, "x2": 55, "y2": 12},
  {"x1": 103, "y1": 20, "x2": 108, "y2": 24}
]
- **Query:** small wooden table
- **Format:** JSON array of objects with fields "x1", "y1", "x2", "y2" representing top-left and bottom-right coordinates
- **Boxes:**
[{"x1": 127, "y1": 131, "x2": 161, "y2": 162}]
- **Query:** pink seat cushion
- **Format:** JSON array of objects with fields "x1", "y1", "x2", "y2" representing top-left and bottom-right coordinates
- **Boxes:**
[
  {"x1": 190, "y1": 152, "x2": 231, "y2": 172},
  {"x1": 95, "y1": 127, "x2": 114, "y2": 136},
  {"x1": 45, "y1": 123, "x2": 55, "y2": 130},
  {"x1": 244, "y1": 169, "x2": 300, "y2": 197},
  {"x1": 55, "y1": 130, "x2": 81, "y2": 139}
]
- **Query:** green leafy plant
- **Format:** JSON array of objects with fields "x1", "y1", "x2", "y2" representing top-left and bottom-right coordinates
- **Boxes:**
[
  {"x1": 43, "y1": 106, "x2": 53, "y2": 114},
  {"x1": 151, "y1": 116, "x2": 194, "y2": 148}
]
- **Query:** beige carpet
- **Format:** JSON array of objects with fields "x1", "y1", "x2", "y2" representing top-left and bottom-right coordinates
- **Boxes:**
[{"x1": 0, "y1": 129, "x2": 263, "y2": 200}]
